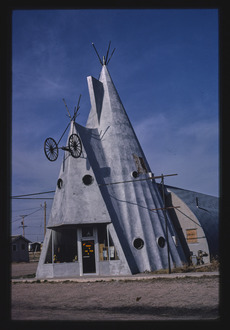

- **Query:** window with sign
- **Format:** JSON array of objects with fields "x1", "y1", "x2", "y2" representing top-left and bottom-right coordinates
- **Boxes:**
[
  {"x1": 97, "y1": 224, "x2": 119, "y2": 261},
  {"x1": 186, "y1": 229, "x2": 198, "y2": 243}
]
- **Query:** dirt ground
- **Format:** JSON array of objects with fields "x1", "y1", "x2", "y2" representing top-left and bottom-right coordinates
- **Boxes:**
[
  {"x1": 11, "y1": 262, "x2": 38, "y2": 278},
  {"x1": 11, "y1": 262, "x2": 219, "y2": 321}
]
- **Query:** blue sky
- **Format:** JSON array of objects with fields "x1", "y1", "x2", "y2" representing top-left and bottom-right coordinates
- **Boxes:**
[{"x1": 12, "y1": 9, "x2": 219, "y2": 242}]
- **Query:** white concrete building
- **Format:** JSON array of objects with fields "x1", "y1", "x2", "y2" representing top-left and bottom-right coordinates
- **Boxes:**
[{"x1": 36, "y1": 48, "x2": 218, "y2": 279}]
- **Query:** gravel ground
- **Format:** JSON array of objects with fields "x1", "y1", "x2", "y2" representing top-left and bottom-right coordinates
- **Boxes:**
[
  {"x1": 11, "y1": 263, "x2": 219, "y2": 321},
  {"x1": 11, "y1": 262, "x2": 38, "y2": 278}
]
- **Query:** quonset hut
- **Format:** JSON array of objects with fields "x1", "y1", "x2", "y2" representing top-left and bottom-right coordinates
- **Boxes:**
[
  {"x1": 163, "y1": 185, "x2": 219, "y2": 264},
  {"x1": 36, "y1": 46, "x2": 218, "y2": 279}
]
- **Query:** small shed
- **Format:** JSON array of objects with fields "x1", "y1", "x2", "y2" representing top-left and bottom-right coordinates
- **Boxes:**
[
  {"x1": 11, "y1": 235, "x2": 31, "y2": 262},
  {"x1": 28, "y1": 242, "x2": 41, "y2": 252}
]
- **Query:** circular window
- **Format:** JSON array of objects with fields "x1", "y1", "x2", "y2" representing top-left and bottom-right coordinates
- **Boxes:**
[
  {"x1": 82, "y1": 174, "x2": 94, "y2": 186},
  {"x1": 131, "y1": 171, "x2": 139, "y2": 178},
  {"x1": 157, "y1": 236, "x2": 166, "y2": 248},
  {"x1": 133, "y1": 238, "x2": 144, "y2": 250},
  {"x1": 57, "y1": 178, "x2": 63, "y2": 189}
]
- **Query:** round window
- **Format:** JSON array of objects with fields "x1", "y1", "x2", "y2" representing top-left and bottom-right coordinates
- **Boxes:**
[
  {"x1": 131, "y1": 171, "x2": 139, "y2": 178},
  {"x1": 57, "y1": 178, "x2": 63, "y2": 189},
  {"x1": 133, "y1": 238, "x2": 144, "y2": 250},
  {"x1": 82, "y1": 174, "x2": 94, "y2": 186},
  {"x1": 157, "y1": 236, "x2": 166, "y2": 248}
]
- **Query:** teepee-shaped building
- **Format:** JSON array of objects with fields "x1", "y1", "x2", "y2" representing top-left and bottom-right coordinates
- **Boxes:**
[{"x1": 36, "y1": 47, "x2": 190, "y2": 278}]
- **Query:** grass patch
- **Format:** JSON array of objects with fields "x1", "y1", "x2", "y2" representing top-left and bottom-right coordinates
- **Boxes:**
[
  {"x1": 11, "y1": 273, "x2": 36, "y2": 279},
  {"x1": 145, "y1": 258, "x2": 219, "y2": 275}
]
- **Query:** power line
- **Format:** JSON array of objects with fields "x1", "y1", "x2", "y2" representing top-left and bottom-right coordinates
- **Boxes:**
[
  {"x1": 12, "y1": 197, "x2": 54, "y2": 200},
  {"x1": 11, "y1": 190, "x2": 55, "y2": 198},
  {"x1": 12, "y1": 206, "x2": 42, "y2": 213},
  {"x1": 12, "y1": 218, "x2": 23, "y2": 223},
  {"x1": 27, "y1": 225, "x2": 43, "y2": 228},
  {"x1": 23, "y1": 208, "x2": 42, "y2": 217},
  {"x1": 11, "y1": 207, "x2": 42, "y2": 223},
  {"x1": 176, "y1": 208, "x2": 202, "y2": 227}
]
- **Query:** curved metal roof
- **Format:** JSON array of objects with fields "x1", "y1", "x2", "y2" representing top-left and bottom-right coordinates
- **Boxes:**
[{"x1": 163, "y1": 185, "x2": 219, "y2": 258}]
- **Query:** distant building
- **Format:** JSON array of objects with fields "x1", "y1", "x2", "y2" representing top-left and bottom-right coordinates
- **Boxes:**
[
  {"x1": 28, "y1": 242, "x2": 42, "y2": 252},
  {"x1": 12, "y1": 235, "x2": 30, "y2": 262}
]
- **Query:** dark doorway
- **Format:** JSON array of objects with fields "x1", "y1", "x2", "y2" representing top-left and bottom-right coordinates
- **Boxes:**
[{"x1": 82, "y1": 240, "x2": 96, "y2": 273}]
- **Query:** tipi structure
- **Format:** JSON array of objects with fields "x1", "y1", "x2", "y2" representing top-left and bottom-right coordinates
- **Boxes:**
[{"x1": 36, "y1": 44, "x2": 216, "y2": 279}]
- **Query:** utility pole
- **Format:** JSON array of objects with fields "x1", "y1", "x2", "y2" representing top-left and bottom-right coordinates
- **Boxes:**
[
  {"x1": 161, "y1": 175, "x2": 171, "y2": 274},
  {"x1": 44, "y1": 201, "x2": 46, "y2": 239},
  {"x1": 19, "y1": 215, "x2": 27, "y2": 237}
]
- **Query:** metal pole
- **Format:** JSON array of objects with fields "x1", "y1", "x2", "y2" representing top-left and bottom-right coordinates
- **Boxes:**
[
  {"x1": 161, "y1": 175, "x2": 171, "y2": 274},
  {"x1": 44, "y1": 201, "x2": 46, "y2": 239},
  {"x1": 22, "y1": 216, "x2": 25, "y2": 237},
  {"x1": 106, "y1": 225, "x2": 110, "y2": 261},
  {"x1": 98, "y1": 173, "x2": 178, "y2": 187},
  {"x1": 52, "y1": 230, "x2": 54, "y2": 264}
]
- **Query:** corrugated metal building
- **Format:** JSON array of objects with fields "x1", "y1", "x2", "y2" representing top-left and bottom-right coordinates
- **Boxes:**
[{"x1": 163, "y1": 185, "x2": 219, "y2": 264}]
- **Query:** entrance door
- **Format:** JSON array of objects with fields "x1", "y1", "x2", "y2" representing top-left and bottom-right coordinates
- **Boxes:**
[{"x1": 82, "y1": 240, "x2": 96, "y2": 274}]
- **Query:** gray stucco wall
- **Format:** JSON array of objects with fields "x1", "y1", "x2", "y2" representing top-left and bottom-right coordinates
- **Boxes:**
[
  {"x1": 38, "y1": 64, "x2": 202, "y2": 278},
  {"x1": 83, "y1": 65, "x2": 188, "y2": 272}
]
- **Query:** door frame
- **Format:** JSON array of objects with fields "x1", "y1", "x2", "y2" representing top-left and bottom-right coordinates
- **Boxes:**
[
  {"x1": 81, "y1": 239, "x2": 96, "y2": 274},
  {"x1": 77, "y1": 226, "x2": 99, "y2": 276}
]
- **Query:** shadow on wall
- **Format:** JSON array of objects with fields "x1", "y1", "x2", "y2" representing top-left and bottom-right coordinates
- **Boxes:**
[
  {"x1": 164, "y1": 191, "x2": 191, "y2": 264},
  {"x1": 78, "y1": 124, "x2": 139, "y2": 274}
]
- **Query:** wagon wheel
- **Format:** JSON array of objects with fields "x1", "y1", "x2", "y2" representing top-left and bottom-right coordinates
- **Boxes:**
[
  {"x1": 44, "y1": 137, "x2": 59, "y2": 161},
  {"x1": 68, "y1": 134, "x2": 82, "y2": 158}
]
